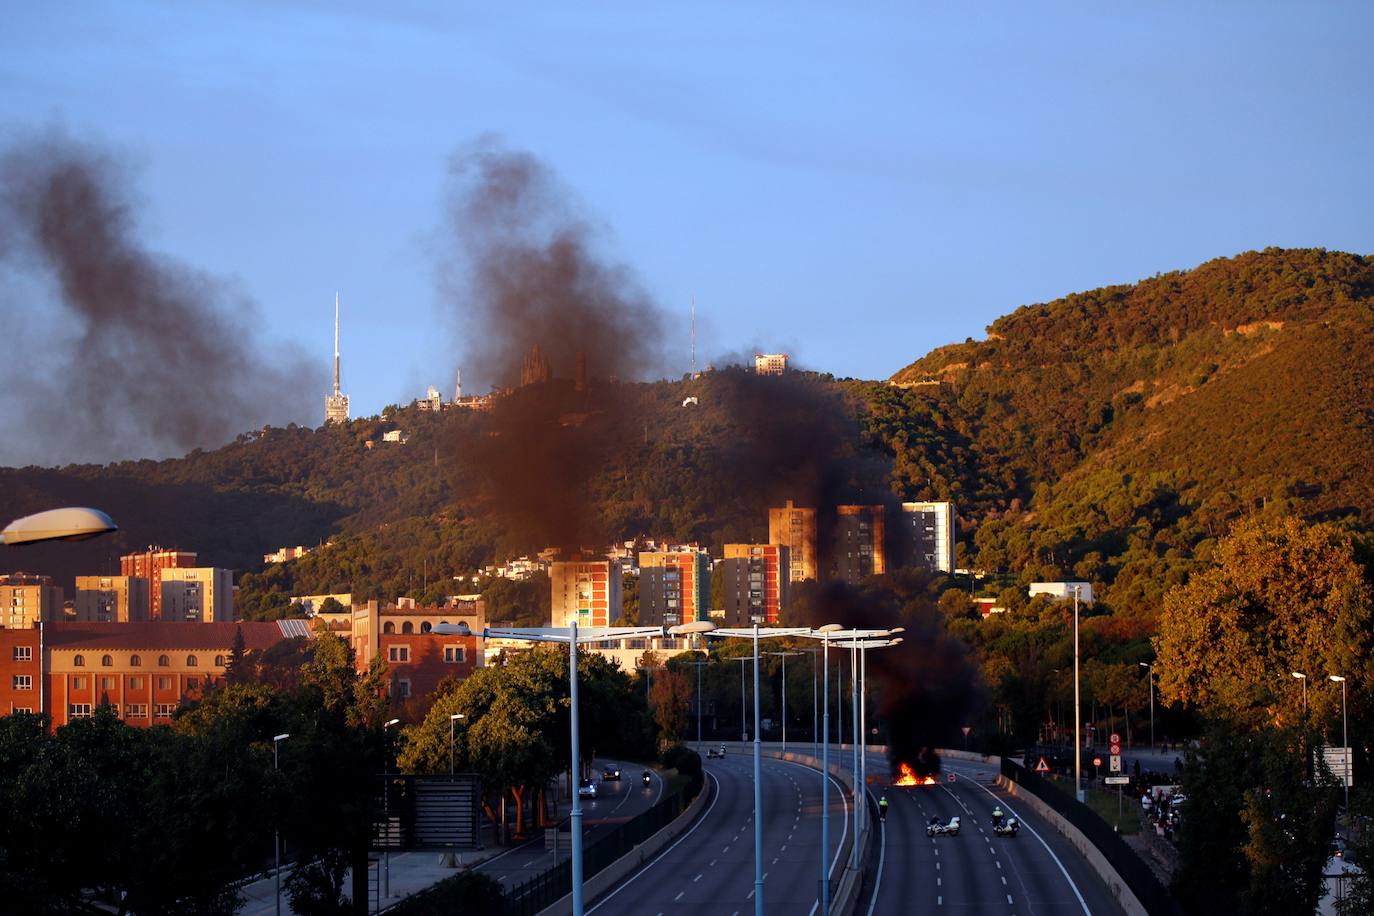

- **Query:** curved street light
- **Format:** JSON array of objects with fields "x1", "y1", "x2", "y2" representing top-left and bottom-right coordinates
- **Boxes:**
[{"x1": 2, "y1": 507, "x2": 117, "y2": 545}]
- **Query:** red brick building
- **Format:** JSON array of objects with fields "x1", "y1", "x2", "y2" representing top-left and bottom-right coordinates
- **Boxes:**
[
  {"x1": 120, "y1": 548, "x2": 198, "y2": 620},
  {"x1": 340, "y1": 601, "x2": 484, "y2": 704}
]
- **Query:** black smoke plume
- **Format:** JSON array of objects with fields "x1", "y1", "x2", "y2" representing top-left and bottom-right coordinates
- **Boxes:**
[
  {"x1": 440, "y1": 139, "x2": 669, "y2": 554},
  {"x1": 0, "y1": 133, "x2": 317, "y2": 466},
  {"x1": 794, "y1": 575, "x2": 986, "y2": 777}
]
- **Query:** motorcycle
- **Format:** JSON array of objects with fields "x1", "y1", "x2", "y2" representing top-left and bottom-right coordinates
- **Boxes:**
[
  {"x1": 926, "y1": 815, "x2": 961, "y2": 837},
  {"x1": 992, "y1": 816, "x2": 1020, "y2": 837}
]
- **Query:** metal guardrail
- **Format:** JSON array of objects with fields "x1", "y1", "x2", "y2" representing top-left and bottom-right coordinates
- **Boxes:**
[
  {"x1": 1000, "y1": 757, "x2": 1184, "y2": 916},
  {"x1": 501, "y1": 779, "x2": 698, "y2": 916}
]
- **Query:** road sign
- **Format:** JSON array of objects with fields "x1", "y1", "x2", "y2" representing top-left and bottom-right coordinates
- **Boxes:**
[
  {"x1": 1092, "y1": 757, "x2": 1102, "y2": 768},
  {"x1": 1110, "y1": 754, "x2": 1122, "y2": 773},
  {"x1": 1321, "y1": 747, "x2": 1355, "y2": 787},
  {"x1": 947, "y1": 772, "x2": 956, "y2": 782},
  {"x1": 961, "y1": 726, "x2": 971, "y2": 737},
  {"x1": 1109, "y1": 742, "x2": 1121, "y2": 755},
  {"x1": 1105, "y1": 776, "x2": 1130, "y2": 785},
  {"x1": 1035, "y1": 757, "x2": 1050, "y2": 773},
  {"x1": 1110, "y1": 733, "x2": 1120, "y2": 744}
]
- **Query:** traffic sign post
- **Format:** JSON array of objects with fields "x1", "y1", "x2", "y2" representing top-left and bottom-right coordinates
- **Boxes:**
[
  {"x1": 1035, "y1": 757, "x2": 1050, "y2": 774},
  {"x1": 947, "y1": 772, "x2": 956, "y2": 783}
]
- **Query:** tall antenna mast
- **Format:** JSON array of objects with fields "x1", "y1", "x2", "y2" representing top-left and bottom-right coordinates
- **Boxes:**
[
  {"x1": 454, "y1": 368, "x2": 462, "y2": 402},
  {"x1": 332, "y1": 292, "x2": 342, "y2": 397},
  {"x1": 690, "y1": 293, "x2": 697, "y2": 377}
]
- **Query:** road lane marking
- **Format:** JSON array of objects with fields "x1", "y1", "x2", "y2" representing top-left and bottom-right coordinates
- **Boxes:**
[
  {"x1": 1007, "y1": 895, "x2": 1014, "y2": 904},
  {"x1": 693, "y1": 873, "x2": 702, "y2": 882},
  {"x1": 674, "y1": 891, "x2": 684, "y2": 901}
]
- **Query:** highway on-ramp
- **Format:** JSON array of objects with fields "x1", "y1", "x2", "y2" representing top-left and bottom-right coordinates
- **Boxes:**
[{"x1": 588, "y1": 750, "x2": 849, "y2": 915}]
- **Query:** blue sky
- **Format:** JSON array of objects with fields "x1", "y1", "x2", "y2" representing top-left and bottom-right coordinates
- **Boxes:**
[{"x1": 3, "y1": 1, "x2": 1370, "y2": 425}]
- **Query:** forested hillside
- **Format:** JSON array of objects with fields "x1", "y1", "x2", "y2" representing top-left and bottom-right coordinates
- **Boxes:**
[{"x1": 4, "y1": 248, "x2": 1371, "y2": 629}]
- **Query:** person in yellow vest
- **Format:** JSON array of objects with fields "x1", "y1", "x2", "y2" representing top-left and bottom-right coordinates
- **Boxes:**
[{"x1": 878, "y1": 795, "x2": 889, "y2": 822}]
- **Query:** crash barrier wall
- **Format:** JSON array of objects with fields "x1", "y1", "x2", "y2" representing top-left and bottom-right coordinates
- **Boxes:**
[
  {"x1": 999, "y1": 758, "x2": 1181, "y2": 916},
  {"x1": 528, "y1": 773, "x2": 708, "y2": 916}
]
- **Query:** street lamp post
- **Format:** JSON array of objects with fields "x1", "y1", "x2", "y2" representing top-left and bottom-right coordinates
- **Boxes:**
[
  {"x1": 449, "y1": 713, "x2": 465, "y2": 775},
  {"x1": 708, "y1": 623, "x2": 810, "y2": 916},
  {"x1": 766, "y1": 651, "x2": 803, "y2": 751},
  {"x1": 383, "y1": 717, "x2": 401, "y2": 900},
  {"x1": 1139, "y1": 662, "x2": 1155, "y2": 751},
  {"x1": 1330, "y1": 675, "x2": 1349, "y2": 811},
  {"x1": 685, "y1": 660, "x2": 709, "y2": 750},
  {"x1": 794, "y1": 647, "x2": 820, "y2": 760},
  {"x1": 1292, "y1": 671, "x2": 1308, "y2": 715},
  {"x1": 832, "y1": 633, "x2": 903, "y2": 867},
  {"x1": 1074, "y1": 585, "x2": 1084, "y2": 803},
  {"x1": 273, "y1": 733, "x2": 289, "y2": 916},
  {"x1": 735, "y1": 655, "x2": 752, "y2": 741},
  {"x1": 434, "y1": 619, "x2": 713, "y2": 916}
]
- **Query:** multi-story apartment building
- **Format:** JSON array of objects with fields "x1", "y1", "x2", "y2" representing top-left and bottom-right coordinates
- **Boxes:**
[
  {"x1": 720, "y1": 544, "x2": 790, "y2": 625},
  {"x1": 120, "y1": 548, "x2": 197, "y2": 620},
  {"x1": 74, "y1": 576, "x2": 151, "y2": 623},
  {"x1": 900, "y1": 501, "x2": 956, "y2": 573},
  {"x1": 832, "y1": 504, "x2": 886, "y2": 584},
  {"x1": 638, "y1": 549, "x2": 711, "y2": 626},
  {"x1": 159, "y1": 568, "x2": 234, "y2": 623},
  {"x1": 768, "y1": 500, "x2": 817, "y2": 582},
  {"x1": 1, "y1": 627, "x2": 42, "y2": 715},
  {"x1": 0, "y1": 573, "x2": 63, "y2": 629},
  {"x1": 550, "y1": 560, "x2": 622, "y2": 627}
]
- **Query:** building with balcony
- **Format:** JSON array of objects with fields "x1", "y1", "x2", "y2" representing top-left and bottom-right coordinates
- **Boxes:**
[
  {"x1": 74, "y1": 576, "x2": 150, "y2": 623},
  {"x1": 159, "y1": 567, "x2": 234, "y2": 623},
  {"x1": 0, "y1": 573, "x2": 63, "y2": 629},
  {"x1": 768, "y1": 500, "x2": 817, "y2": 582},
  {"x1": 120, "y1": 548, "x2": 198, "y2": 620},
  {"x1": 900, "y1": 501, "x2": 956, "y2": 574},
  {"x1": 638, "y1": 549, "x2": 711, "y2": 626},
  {"x1": 832, "y1": 504, "x2": 886, "y2": 584},
  {"x1": 550, "y1": 560, "x2": 622, "y2": 627},
  {"x1": 720, "y1": 544, "x2": 790, "y2": 625}
]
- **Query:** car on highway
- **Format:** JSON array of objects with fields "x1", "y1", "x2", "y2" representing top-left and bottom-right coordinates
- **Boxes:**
[
  {"x1": 601, "y1": 765, "x2": 621, "y2": 780},
  {"x1": 578, "y1": 778, "x2": 600, "y2": 799},
  {"x1": 927, "y1": 815, "x2": 961, "y2": 837},
  {"x1": 706, "y1": 745, "x2": 726, "y2": 759}
]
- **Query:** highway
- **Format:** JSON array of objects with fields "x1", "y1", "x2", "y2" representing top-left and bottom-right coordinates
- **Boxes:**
[
  {"x1": 864, "y1": 751, "x2": 1124, "y2": 916},
  {"x1": 587, "y1": 750, "x2": 849, "y2": 915},
  {"x1": 474, "y1": 758, "x2": 668, "y2": 891}
]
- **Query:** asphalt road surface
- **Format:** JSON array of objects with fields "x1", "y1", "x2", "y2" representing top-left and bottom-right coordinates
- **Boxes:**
[
  {"x1": 864, "y1": 752, "x2": 1124, "y2": 916},
  {"x1": 587, "y1": 750, "x2": 849, "y2": 915}
]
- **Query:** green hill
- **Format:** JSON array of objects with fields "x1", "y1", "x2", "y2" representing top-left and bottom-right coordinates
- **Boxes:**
[{"x1": 4, "y1": 248, "x2": 1372, "y2": 626}]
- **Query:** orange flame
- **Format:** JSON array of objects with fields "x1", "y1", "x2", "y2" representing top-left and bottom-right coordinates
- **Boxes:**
[{"x1": 894, "y1": 762, "x2": 936, "y2": 786}]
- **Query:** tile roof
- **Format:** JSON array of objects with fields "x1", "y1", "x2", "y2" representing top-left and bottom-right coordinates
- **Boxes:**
[{"x1": 44, "y1": 621, "x2": 311, "y2": 651}]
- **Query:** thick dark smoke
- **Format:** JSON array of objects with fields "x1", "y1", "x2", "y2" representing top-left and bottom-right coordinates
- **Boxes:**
[
  {"x1": 443, "y1": 137, "x2": 667, "y2": 390},
  {"x1": 0, "y1": 133, "x2": 317, "y2": 466},
  {"x1": 441, "y1": 139, "x2": 669, "y2": 553},
  {"x1": 795, "y1": 577, "x2": 986, "y2": 777}
]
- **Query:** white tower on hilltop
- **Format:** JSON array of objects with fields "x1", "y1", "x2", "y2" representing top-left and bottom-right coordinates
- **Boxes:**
[{"x1": 325, "y1": 293, "x2": 350, "y2": 424}]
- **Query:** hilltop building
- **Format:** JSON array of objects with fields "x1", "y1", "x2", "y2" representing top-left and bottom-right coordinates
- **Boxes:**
[
  {"x1": 1029, "y1": 582, "x2": 1094, "y2": 604},
  {"x1": 325, "y1": 293, "x2": 350, "y2": 424},
  {"x1": 832, "y1": 504, "x2": 886, "y2": 583},
  {"x1": 120, "y1": 548, "x2": 197, "y2": 621},
  {"x1": 638, "y1": 549, "x2": 711, "y2": 626},
  {"x1": 550, "y1": 560, "x2": 622, "y2": 627},
  {"x1": 74, "y1": 576, "x2": 150, "y2": 623},
  {"x1": 417, "y1": 386, "x2": 443, "y2": 412},
  {"x1": 768, "y1": 500, "x2": 817, "y2": 582},
  {"x1": 720, "y1": 544, "x2": 790, "y2": 625},
  {"x1": 900, "y1": 501, "x2": 956, "y2": 573},
  {"x1": 754, "y1": 353, "x2": 789, "y2": 375},
  {"x1": 0, "y1": 574, "x2": 63, "y2": 629}
]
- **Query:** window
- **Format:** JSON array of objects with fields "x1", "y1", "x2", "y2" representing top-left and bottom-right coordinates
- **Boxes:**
[
  {"x1": 397, "y1": 679, "x2": 411, "y2": 698},
  {"x1": 128, "y1": 677, "x2": 143, "y2": 690},
  {"x1": 72, "y1": 677, "x2": 86, "y2": 690},
  {"x1": 12, "y1": 646, "x2": 31, "y2": 662},
  {"x1": 130, "y1": 654, "x2": 141, "y2": 667},
  {"x1": 101, "y1": 655, "x2": 113, "y2": 667},
  {"x1": 158, "y1": 655, "x2": 169, "y2": 667},
  {"x1": 125, "y1": 704, "x2": 148, "y2": 719},
  {"x1": 388, "y1": 646, "x2": 410, "y2": 663},
  {"x1": 157, "y1": 677, "x2": 172, "y2": 690},
  {"x1": 444, "y1": 646, "x2": 466, "y2": 664},
  {"x1": 12, "y1": 675, "x2": 31, "y2": 690},
  {"x1": 186, "y1": 655, "x2": 198, "y2": 667},
  {"x1": 420, "y1": 621, "x2": 432, "y2": 634},
  {"x1": 69, "y1": 704, "x2": 93, "y2": 719},
  {"x1": 154, "y1": 704, "x2": 175, "y2": 719},
  {"x1": 213, "y1": 655, "x2": 226, "y2": 667},
  {"x1": 401, "y1": 622, "x2": 414, "y2": 634},
  {"x1": 101, "y1": 677, "x2": 116, "y2": 690},
  {"x1": 12, "y1": 707, "x2": 32, "y2": 714},
  {"x1": 73, "y1": 654, "x2": 85, "y2": 667},
  {"x1": 383, "y1": 622, "x2": 396, "y2": 634}
]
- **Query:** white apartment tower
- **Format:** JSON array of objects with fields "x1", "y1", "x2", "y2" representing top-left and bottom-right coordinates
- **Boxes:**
[{"x1": 325, "y1": 293, "x2": 350, "y2": 424}]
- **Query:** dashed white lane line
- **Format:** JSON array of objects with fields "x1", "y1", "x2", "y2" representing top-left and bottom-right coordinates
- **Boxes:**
[
  {"x1": 1007, "y1": 895, "x2": 1015, "y2": 905},
  {"x1": 1002, "y1": 876, "x2": 1008, "y2": 886},
  {"x1": 693, "y1": 873, "x2": 702, "y2": 882},
  {"x1": 674, "y1": 891, "x2": 684, "y2": 901}
]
